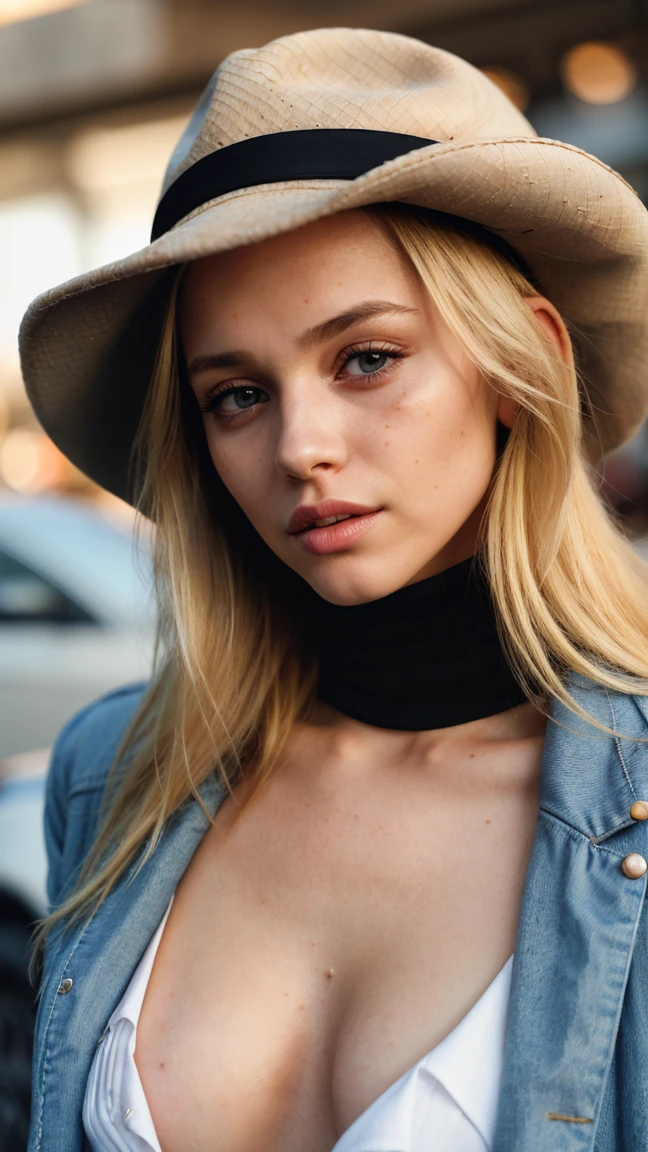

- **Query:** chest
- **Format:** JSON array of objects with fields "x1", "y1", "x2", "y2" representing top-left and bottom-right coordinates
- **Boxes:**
[{"x1": 133, "y1": 739, "x2": 540, "y2": 1152}]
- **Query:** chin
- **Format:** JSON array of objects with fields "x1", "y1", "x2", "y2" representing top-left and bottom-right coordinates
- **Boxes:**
[{"x1": 301, "y1": 559, "x2": 410, "y2": 607}]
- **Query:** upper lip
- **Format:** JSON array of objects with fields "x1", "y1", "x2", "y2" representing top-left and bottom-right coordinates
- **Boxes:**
[{"x1": 287, "y1": 500, "x2": 382, "y2": 535}]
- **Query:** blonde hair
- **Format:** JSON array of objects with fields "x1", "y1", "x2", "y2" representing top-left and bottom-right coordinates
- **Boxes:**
[{"x1": 36, "y1": 203, "x2": 648, "y2": 949}]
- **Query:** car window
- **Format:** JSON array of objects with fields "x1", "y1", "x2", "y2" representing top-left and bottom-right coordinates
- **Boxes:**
[{"x1": 0, "y1": 548, "x2": 95, "y2": 624}]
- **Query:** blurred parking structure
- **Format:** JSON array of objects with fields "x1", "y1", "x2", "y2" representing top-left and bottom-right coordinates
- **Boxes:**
[{"x1": 0, "y1": 495, "x2": 154, "y2": 757}]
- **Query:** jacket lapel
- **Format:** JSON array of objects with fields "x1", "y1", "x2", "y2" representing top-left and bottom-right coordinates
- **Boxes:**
[
  {"x1": 494, "y1": 681, "x2": 648, "y2": 1151},
  {"x1": 32, "y1": 775, "x2": 226, "y2": 1152}
]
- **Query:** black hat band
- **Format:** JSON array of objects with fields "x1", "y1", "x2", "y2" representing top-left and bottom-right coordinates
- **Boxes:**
[
  {"x1": 150, "y1": 126, "x2": 536, "y2": 284},
  {"x1": 151, "y1": 128, "x2": 436, "y2": 241}
]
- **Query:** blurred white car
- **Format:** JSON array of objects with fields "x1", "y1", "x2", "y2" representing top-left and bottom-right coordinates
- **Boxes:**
[
  {"x1": 0, "y1": 495, "x2": 155, "y2": 758},
  {"x1": 0, "y1": 496, "x2": 154, "y2": 1147}
]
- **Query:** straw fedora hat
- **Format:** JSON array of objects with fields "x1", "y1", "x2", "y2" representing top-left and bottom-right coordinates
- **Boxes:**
[{"x1": 19, "y1": 27, "x2": 648, "y2": 502}]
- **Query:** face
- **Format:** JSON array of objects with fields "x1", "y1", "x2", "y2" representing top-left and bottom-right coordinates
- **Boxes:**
[{"x1": 180, "y1": 211, "x2": 506, "y2": 606}]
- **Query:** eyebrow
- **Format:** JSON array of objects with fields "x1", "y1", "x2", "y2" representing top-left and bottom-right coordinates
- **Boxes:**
[
  {"x1": 188, "y1": 350, "x2": 252, "y2": 376},
  {"x1": 296, "y1": 300, "x2": 418, "y2": 350},
  {"x1": 187, "y1": 300, "x2": 417, "y2": 377}
]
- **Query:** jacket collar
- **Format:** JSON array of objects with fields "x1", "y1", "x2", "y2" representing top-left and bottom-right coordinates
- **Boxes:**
[{"x1": 538, "y1": 674, "x2": 648, "y2": 842}]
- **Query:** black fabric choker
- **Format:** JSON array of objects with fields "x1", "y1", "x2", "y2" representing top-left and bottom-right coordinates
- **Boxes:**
[{"x1": 316, "y1": 557, "x2": 527, "y2": 731}]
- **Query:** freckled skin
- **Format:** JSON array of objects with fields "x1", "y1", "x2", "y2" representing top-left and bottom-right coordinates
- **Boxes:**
[
  {"x1": 135, "y1": 211, "x2": 565, "y2": 1152},
  {"x1": 180, "y1": 210, "x2": 510, "y2": 606}
]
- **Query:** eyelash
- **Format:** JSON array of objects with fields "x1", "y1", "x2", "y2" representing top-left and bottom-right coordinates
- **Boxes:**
[
  {"x1": 198, "y1": 342, "x2": 404, "y2": 420},
  {"x1": 341, "y1": 342, "x2": 404, "y2": 381}
]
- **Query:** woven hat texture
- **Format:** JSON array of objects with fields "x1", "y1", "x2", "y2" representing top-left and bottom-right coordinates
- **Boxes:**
[{"x1": 19, "y1": 27, "x2": 648, "y2": 500}]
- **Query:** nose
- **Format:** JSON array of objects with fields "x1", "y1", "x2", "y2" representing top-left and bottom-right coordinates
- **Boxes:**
[{"x1": 275, "y1": 382, "x2": 348, "y2": 482}]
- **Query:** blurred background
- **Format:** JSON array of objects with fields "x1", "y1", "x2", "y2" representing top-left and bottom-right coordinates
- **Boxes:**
[
  {"x1": 2, "y1": 1, "x2": 648, "y2": 530},
  {"x1": 0, "y1": 1, "x2": 647, "y2": 1146}
]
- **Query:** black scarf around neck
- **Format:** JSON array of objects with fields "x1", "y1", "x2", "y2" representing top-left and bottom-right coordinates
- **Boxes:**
[{"x1": 316, "y1": 557, "x2": 527, "y2": 730}]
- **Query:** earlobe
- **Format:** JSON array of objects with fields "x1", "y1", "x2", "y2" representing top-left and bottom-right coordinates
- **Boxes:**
[{"x1": 497, "y1": 395, "x2": 519, "y2": 430}]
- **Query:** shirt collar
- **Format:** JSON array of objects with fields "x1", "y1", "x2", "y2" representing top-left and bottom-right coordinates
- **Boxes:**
[
  {"x1": 333, "y1": 957, "x2": 512, "y2": 1152},
  {"x1": 422, "y1": 955, "x2": 513, "y2": 1145}
]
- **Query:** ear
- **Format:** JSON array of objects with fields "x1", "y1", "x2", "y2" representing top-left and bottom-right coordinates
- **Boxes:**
[
  {"x1": 496, "y1": 394, "x2": 518, "y2": 430},
  {"x1": 525, "y1": 295, "x2": 572, "y2": 365},
  {"x1": 496, "y1": 295, "x2": 572, "y2": 430}
]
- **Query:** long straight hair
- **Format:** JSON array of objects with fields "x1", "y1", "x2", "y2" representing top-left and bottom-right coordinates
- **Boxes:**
[{"x1": 35, "y1": 204, "x2": 648, "y2": 949}]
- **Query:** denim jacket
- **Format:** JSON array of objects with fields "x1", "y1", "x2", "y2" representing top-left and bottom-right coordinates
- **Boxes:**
[{"x1": 29, "y1": 676, "x2": 648, "y2": 1152}]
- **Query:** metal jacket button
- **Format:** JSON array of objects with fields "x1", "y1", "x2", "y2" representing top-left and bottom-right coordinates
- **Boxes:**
[
  {"x1": 57, "y1": 977, "x2": 73, "y2": 994},
  {"x1": 630, "y1": 801, "x2": 648, "y2": 821},
  {"x1": 622, "y1": 854, "x2": 648, "y2": 879}
]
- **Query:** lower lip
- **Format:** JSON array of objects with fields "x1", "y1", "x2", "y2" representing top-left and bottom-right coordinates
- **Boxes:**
[{"x1": 293, "y1": 510, "x2": 384, "y2": 555}]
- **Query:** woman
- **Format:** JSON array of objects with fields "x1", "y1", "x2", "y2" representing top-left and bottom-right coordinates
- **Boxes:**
[{"x1": 20, "y1": 26, "x2": 648, "y2": 1152}]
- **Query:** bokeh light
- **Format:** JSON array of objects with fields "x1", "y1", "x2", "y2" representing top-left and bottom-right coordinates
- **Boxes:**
[
  {"x1": 561, "y1": 41, "x2": 637, "y2": 105},
  {"x1": 0, "y1": 429, "x2": 40, "y2": 490},
  {"x1": 0, "y1": 0, "x2": 85, "y2": 25},
  {"x1": 0, "y1": 429, "x2": 79, "y2": 493}
]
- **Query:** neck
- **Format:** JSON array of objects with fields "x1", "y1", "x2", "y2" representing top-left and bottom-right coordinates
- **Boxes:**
[{"x1": 309, "y1": 694, "x2": 545, "y2": 757}]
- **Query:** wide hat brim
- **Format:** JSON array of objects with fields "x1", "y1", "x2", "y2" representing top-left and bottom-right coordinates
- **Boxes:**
[{"x1": 19, "y1": 134, "x2": 648, "y2": 503}]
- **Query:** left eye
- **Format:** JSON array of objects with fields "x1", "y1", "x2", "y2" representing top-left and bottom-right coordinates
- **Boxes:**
[{"x1": 345, "y1": 351, "x2": 390, "y2": 376}]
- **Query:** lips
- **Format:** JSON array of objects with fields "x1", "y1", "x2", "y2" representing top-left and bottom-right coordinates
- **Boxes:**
[{"x1": 287, "y1": 500, "x2": 382, "y2": 535}]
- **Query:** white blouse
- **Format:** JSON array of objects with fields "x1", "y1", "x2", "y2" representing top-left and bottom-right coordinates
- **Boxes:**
[{"x1": 83, "y1": 900, "x2": 512, "y2": 1152}]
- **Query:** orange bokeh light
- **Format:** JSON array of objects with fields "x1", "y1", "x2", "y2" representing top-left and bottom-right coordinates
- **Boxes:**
[{"x1": 561, "y1": 42, "x2": 637, "y2": 105}]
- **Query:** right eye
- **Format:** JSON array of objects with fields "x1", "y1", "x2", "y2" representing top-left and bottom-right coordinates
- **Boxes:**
[{"x1": 201, "y1": 385, "x2": 268, "y2": 417}]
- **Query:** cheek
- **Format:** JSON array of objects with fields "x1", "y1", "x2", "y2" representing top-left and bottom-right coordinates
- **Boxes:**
[
  {"x1": 203, "y1": 424, "x2": 273, "y2": 521},
  {"x1": 380, "y1": 368, "x2": 491, "y2": 458},
  {"x1": 376, "y1": 371, "x2": 497, "y2": 501}
]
